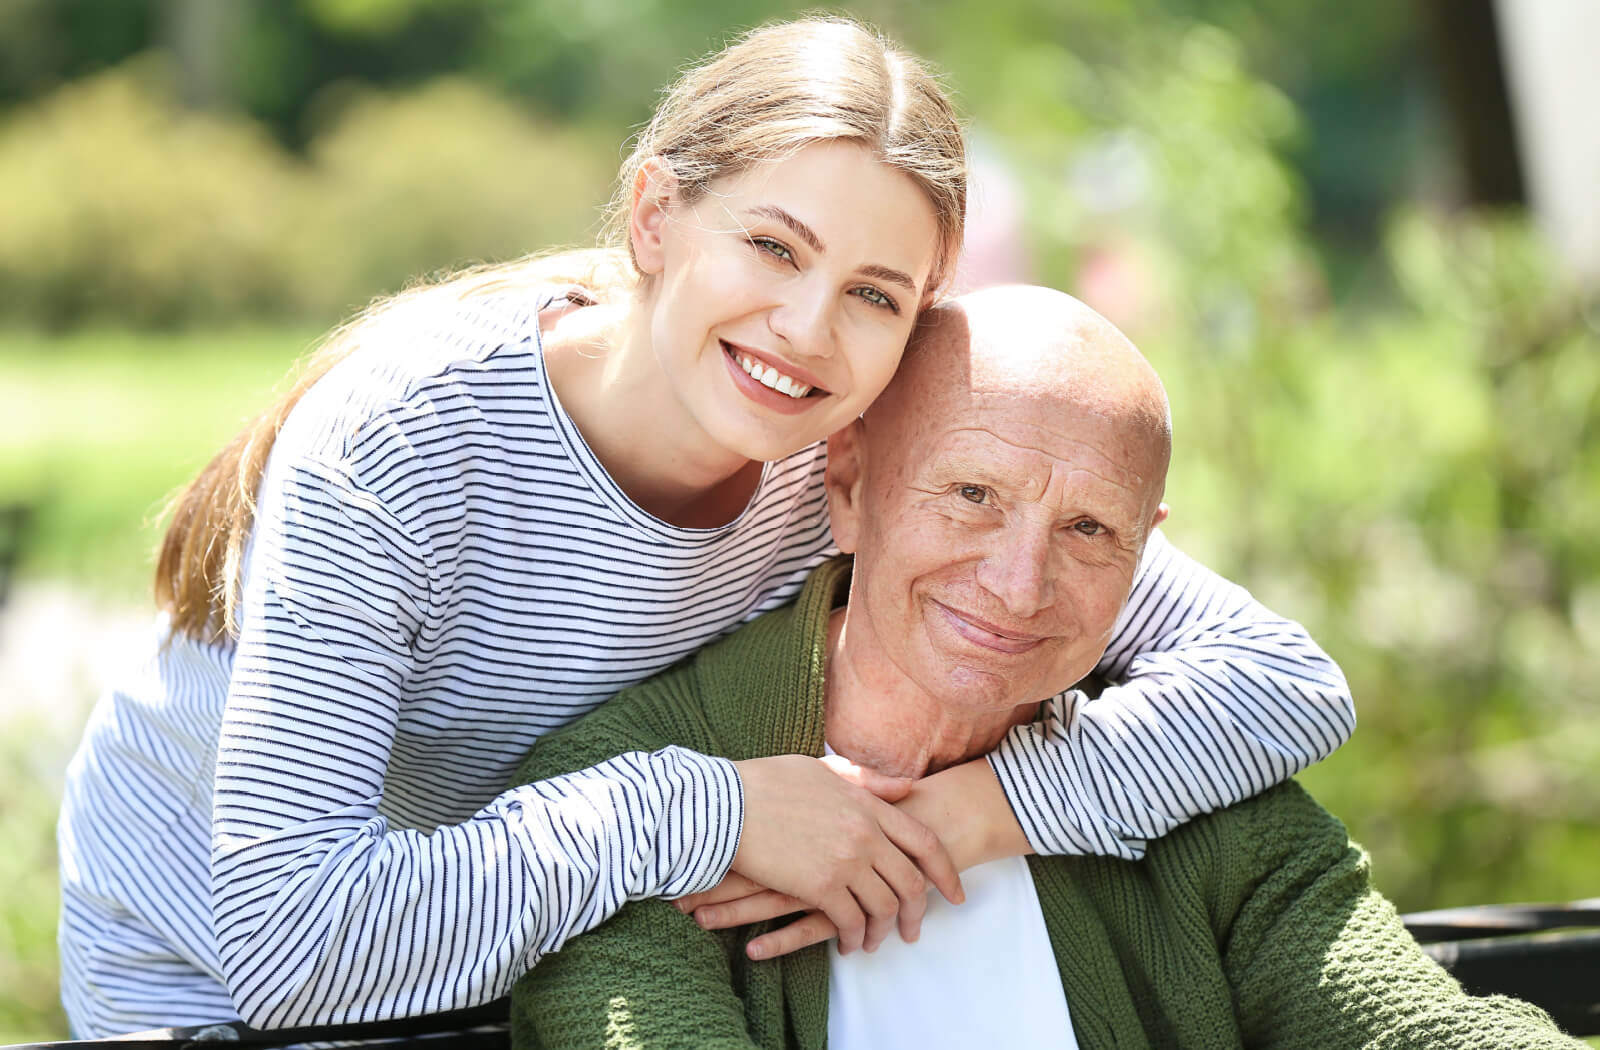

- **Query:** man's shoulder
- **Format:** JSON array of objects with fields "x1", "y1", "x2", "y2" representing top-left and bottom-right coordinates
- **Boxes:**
[{"x1": 1164, "y1": 780, "x2": 1350, "y2": 863}]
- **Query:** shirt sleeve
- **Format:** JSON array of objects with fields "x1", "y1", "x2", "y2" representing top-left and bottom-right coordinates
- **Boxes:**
[
  {"x1": 987, "y1": 528, "x2": 1356, "y2": 859},
  {"x1": 210, "y1": 416, "x2": 743, "y2": 1029}
]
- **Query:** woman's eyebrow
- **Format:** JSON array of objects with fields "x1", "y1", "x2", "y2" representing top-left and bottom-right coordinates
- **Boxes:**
[
  {"x1": 745, "y1": 205, "x2": 825, "y2": 252},
  {"x1": 858, "y1": 262, "x2": 918, "y2": 293},
  {"x1": 744, "y1": 205, "x2": 918, "y2": 292}
]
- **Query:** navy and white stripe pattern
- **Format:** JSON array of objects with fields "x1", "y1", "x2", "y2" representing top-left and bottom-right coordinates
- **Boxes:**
[
  {"x1": 58, "y1": 288, "x2": 1354, "y2": 1037},
  {"x1": 991, "y1": 529, "x2": 1355, "y2": 859},
  {"x1": 59, "y1": 289, "x2": 830, "y2": 1035}
]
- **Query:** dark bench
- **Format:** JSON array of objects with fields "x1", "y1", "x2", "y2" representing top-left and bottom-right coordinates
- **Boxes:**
[{"x1": 6, "y1": 899, "x2": 1595, "y2": 1048}]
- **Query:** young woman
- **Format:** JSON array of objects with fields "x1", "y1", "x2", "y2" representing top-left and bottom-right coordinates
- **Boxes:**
[{"x1": 57, "y1": 17, "x2": 1354, "y2": 1039}]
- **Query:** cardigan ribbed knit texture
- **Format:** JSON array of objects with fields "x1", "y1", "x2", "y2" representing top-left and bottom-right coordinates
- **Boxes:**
[{"x1": 510, "y1": 558, "x2": 1579, "y2": 1049}]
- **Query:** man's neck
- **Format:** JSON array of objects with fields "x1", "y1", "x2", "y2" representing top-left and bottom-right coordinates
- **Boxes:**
[{"x1": 822, "y1": 608, "x2": 1035, "y2": 779}]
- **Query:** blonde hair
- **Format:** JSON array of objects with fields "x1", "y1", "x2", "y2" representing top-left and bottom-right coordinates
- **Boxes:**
[
  {"x1": 608, "y1": 17, "x2": 967, "y2": 290},
  {"x1": 157, "y1": 16, "x2": 966, "y2": 643}
]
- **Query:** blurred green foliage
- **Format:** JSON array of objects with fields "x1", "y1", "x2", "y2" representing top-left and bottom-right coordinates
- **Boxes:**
[
  {"x1": 0, "y1": 60, "x2": 612, "y2": 329},
  {"x1": 0, "y1": 716, "x2": 70, "y2": 1044},
  {"x1": 1, "y1": 0, "x2": 1596, "y2": 1043}
]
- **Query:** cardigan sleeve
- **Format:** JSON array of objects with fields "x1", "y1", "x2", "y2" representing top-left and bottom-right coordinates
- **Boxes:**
[
  {"x1": 509, "y1": 672, "x2": 771, "y2": 1050},
  {"x1": 512, "y1": 899, "x2": 763, "y2": 1050},
  {"x1": 210, "y1": 414, "x2": 742, "y2": 1030},
  {"x1": 1219, "y1": 785, "x2": 1583, "y2": 1049},
  {"x1": 987, "y1": 529, "x2": 1356, "y2": 859}
]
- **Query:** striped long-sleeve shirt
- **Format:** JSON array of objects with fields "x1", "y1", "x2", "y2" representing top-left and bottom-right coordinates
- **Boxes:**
[{"x1": 57, "y1": 289, "x2": 1354, "y2": 1038}]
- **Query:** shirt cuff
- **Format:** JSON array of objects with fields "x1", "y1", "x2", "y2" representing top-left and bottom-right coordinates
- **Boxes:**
[{"x1": 636, "y1": 747, "x2": 744, "y2": 900}]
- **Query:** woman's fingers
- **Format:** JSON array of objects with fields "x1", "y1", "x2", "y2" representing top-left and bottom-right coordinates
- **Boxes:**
[
  {"x1": 673, "y1": 872, "x2": 766, "y2": 913},
  {"x1": 819, "y1": 753, "x2": 913, "y2": 802},
  {"x1": 849, "y1": 867, "x2": 902, "y2": 952},
  {"x1": 818, "y1": 887, "x2": 868, "y2": 954},
  {"x1": 688, "y1": 888, "x2": 807, "y2": 929},
  {"x1": 730, "y1": 754, "x2": 963, "y2": 956},
  {"x1": 745, "y1": 911, "x2": 838, "y2": 960},
  {"x1": 876, "y1": 796, "x2": 964, "y2": 906}
]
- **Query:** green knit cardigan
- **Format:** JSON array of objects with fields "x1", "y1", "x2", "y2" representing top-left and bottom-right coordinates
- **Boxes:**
[{"x1": 509, "y1": 558, "x2": 1578, "y2": 1050}]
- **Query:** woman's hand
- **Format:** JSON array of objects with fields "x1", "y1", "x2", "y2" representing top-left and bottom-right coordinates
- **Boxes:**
[
  {"x1": 714, "y1": 754, "x2": 963, "y2": 957},
  {"x1": 680, "y1": 758, "x2": 1031, "y2": 959}
]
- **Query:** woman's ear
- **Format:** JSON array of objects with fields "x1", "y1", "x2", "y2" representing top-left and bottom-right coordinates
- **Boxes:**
[
  {"x1": 824, "y1": 421, "x2": 869, "y2": 553},
  {"x1": 629, "y1": 157, "x2": 676, "y2": 277}
]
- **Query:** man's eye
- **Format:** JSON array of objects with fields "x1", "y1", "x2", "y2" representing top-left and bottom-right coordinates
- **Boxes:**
[
  {"x1": 1073, "y1": 519, "x2": 1105, "y2": 536},
  {"x1": 752, "y1": 237, "x2": 794, "y2": 263},
  {"x1": 958, "y1": 485, "x2": 988, "y2": 504}
]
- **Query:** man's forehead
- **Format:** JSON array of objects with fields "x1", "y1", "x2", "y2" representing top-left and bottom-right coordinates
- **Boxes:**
[
  {"x1": 922, "y1": 416, "x2": 1155, "y2": 498},
  {"x1": 879, "y1": 287, "x2": 1170, "y2": 486}
]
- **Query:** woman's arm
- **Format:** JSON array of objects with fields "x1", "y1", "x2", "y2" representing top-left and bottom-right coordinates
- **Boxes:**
[
  {"x1": 211, "y1": 421, "x2": 741, "y2": 1029},
  {"x1": 986, "y1": 528, "x2": 1355, "y2": 859}
]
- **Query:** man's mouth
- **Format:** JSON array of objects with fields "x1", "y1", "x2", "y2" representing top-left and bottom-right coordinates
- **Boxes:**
[
  {"x1": 934, "y1": 602, "x2": 1046, "y2": 655},
  {"x1": 722, "y1": 340, "x2": 826, "y2": 400}
]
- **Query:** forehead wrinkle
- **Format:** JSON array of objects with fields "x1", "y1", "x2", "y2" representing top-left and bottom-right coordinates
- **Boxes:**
[
  {"x1": 963, "y1": 398, "x2": 1153, "y2": 489},
  {"x1": 926, "y1": 425, "x2": 1146, "y2": 513}
]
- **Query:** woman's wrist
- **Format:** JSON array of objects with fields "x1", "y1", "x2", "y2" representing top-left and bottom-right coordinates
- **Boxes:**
[{"x1": 894, "y1": 758, "x2": 1032, "y2": 871}]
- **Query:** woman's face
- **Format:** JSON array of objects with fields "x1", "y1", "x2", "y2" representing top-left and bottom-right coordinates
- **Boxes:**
[{"x1": 631, "y1": 140, "x2": 943, "y2": 465}]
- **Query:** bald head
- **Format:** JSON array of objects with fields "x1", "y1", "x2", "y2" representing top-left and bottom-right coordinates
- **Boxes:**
[
  {"x1": 822, "y1": 285, "x2": 1175, "y2": 726},
  {"x1": 870, "y1": 285, "x2": 1171, "y2": 522}
]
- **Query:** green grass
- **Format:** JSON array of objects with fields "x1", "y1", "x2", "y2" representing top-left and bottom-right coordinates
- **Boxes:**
[{"x1": 0, "y1": 327, "x2": 320, "y2": 599}]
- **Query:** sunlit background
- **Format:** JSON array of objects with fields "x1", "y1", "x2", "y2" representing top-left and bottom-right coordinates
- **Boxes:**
[{"x1": 1, "y1": 0, "x2": 1596, "y2": 1041}]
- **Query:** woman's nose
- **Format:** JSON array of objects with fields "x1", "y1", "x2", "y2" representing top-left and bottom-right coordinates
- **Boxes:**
[{"x1": 767, "y1": 280, "x2": 835, "y2": 358}]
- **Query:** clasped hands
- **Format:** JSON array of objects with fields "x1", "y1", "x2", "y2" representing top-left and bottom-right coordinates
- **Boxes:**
[{"x1": 673, "y1": 754, "x2": 1027, "y2": 960}]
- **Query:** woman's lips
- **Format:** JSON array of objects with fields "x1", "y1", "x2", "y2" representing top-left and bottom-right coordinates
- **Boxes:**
[
  {"x1": 721, "y1": 339, "x2": 827, "y2": 393},
  {"x1": 933, "y1": 601, "x2": 1046, "y2": 654},
  {"x1": 720, "y1": 341, "x2": 828, "y2": 416}
]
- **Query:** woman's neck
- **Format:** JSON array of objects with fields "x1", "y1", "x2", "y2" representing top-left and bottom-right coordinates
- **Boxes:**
[
  {"x1": 822, "y1": 609, "x2": 1036, "y2": 779},
  {"x1": 542, "y1": 301, "x2": 762, "y2": 528}
]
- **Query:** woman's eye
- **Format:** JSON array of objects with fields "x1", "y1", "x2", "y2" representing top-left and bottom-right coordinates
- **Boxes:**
[
  {"x1": 958, "y1": 485, "x2": 989, "y2": 504},
  {"x1": 853, "y1": 286, "x2": 899, "y2": 312},
  {"x1": 1073, "y1": 519, "x2": 1105, "y2": 537},
  {"x1": 752, "y1": 237, "x2": 794, "y2": 263}
]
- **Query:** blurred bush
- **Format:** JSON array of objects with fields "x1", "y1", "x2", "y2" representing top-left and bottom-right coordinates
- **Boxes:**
[
  {"x1": 0, "y1": 57, "x2": 612, "y2": 330},
  {"x1": 0, "y1": 58, "x2": 301, "y2": 328},
  {"x1": 1141, "y1": 206, "x2": 1599, "y2": 908},
  {"x1": 290, "y1": 77, "x2": 613, "y2": 319}
]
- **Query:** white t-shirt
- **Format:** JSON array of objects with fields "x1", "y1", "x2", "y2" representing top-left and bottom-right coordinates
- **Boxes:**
[{"x1": 827, "y1": 855, "x2": 1079, "y2": 1050}]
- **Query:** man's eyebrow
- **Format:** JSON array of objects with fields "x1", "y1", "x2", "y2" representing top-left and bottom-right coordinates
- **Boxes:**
[{"x1": 745, "y1": 206, "x2": 920, "y2": 293}]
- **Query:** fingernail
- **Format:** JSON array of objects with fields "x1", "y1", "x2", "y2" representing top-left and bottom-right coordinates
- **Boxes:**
[{"x1": 748, "y1": 943, "x2": 767, "y2": 960}]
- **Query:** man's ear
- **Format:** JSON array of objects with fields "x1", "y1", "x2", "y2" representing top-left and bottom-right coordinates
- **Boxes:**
[
  {"x1": 824, "y1": 421, "x2": 869, "y2": 553},
  {"x1": 629, "y1": 157, "x2": 676, "y2": 276},
  {"x1": 1152, "y1": 501, "x2": 1170, "y2": 529}
]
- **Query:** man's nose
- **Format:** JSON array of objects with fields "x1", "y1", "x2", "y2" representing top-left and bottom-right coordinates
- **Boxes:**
[
  {"x1": 767, "y1": 278, "x2": 835, "y2": 359},
  {"x1": 975, "y1": 528, "x2": 1055, "y2": 617}
]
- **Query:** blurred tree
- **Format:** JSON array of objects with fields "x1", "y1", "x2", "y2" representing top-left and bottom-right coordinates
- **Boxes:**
[
  {"x1": 161, "y1": 0, "x2": 241, "y2": 110},
  {"x1": 1415, "y1": 0, "x2": 1524, "y2": 206}
]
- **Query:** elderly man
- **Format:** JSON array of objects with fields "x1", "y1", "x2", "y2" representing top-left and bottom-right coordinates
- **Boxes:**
[{"x1": 508, "y1": 287, "x2": 1578, "y2": 1049}]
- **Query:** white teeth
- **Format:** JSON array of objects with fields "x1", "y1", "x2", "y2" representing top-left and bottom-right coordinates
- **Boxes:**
[{"x1": 736, "y1": 352, "x2": 812, "y2": 399}]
